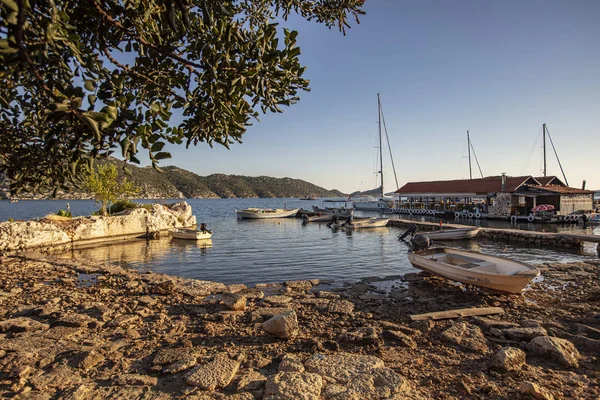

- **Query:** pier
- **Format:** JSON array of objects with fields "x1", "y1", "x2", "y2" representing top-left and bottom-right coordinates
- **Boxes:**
[{"x1": 388, "y1": 218, "x2": 600, "y2": 249}]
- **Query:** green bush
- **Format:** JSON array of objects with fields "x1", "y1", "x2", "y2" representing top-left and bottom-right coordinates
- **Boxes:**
[
  {"x1": 57, "y1": 209, "x2": 72, "y2": 218},
  {"x1": 109, "y1": 199, "x2": 139, "y2": 214}
]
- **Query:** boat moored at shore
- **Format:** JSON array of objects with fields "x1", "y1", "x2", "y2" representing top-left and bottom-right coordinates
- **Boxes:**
[{"x1": 235, "y1": 207, "x2": 299, "y2": 219}]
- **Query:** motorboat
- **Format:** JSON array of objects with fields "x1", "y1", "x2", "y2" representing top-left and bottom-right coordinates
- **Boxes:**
[
  {"x1": 408, "y1": 247, "x2": 540, "y2": 294},
  {"x1": 420, "y1": 227, "x2": 481, "y2": 240},
  {"x1": 235, "y1": 207, "x2": 299, "y2": 219},
  {"x1": 343, "y1": 217, "x2": 390, "y2": 229},
  {"x1": 170, "y1": 228, "x2": 212, "y2": 240}
]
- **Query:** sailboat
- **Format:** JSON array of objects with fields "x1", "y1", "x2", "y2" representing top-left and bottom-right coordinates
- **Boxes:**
[{"x1": 351, "y1": 94, "x2": 398, "y2": 212}]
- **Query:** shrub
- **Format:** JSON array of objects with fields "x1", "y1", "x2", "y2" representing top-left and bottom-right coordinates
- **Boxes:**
[
  {"x1": 109, "y1": 199, "x2": 139, "y2": 214},
  {"x1": 57, "y1": 209, "x2": 72, "y2": 218}
]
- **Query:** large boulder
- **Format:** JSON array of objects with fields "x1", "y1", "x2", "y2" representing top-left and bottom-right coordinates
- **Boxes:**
[
  {"x1": 487, "y1": 346, "x2": 527, "y2": 372},
  {"x1": 441, "y1": 322, "x2": 489, "y2": 353},
  {"x1": 526, "y1": 336, "x2": 580, "y2": 368},
  {"x1": 262, "y1": 311, "x2": 299, "y2": 340}
]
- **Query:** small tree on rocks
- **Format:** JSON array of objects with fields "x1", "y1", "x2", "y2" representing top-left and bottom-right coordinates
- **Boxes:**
[{"x1": 84, "y1": 164, "x2": 139, "y2": 216}]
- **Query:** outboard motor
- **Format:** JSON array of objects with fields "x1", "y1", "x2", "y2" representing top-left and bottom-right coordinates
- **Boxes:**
[
  {"x1": 411, "y1": 234, "x2": 430, "y2": 251},
  {"x1": 399, "y1": 224, "x2": 418, "y2": 241}
]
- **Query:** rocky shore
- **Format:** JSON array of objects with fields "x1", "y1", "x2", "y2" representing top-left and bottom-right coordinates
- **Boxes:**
[{"x1": 1, "y1": 255, "x2": 599, "y2": 399}]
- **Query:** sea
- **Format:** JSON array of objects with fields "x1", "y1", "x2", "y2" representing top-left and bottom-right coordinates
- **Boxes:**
[{"x1": 1, "y1": 198, "x2": 598, "y2": 286}]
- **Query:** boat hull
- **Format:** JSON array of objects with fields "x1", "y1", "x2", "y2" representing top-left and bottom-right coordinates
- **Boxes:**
[
  {"x1": 236, "y1": 208, "x2": 299, "y2": 219},
  {"x1": 421, "y1": 227, "x2": 480, "y2": 240},
  {"x1": 408, "y1": 247, "x2": 539, "y2": 294},
  {"x1": 171, "y1": 229, "x2": 212, "y2": 240},
  {"x1": 345, "y1": 217, "x2": 390, "y2": 229},
  {"x1": 311, "y1": 206, "x2": 354, "y2": 217}
]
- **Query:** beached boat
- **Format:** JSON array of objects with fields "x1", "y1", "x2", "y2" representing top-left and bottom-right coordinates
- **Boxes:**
[
  {"x1": 420, "y1": 227, "x2": 481, "y2": 240},
  {"x1": 170, "y1": 228, "x2": 212, "y2": 240},
  {"x1": 408, "y1": 247, "x2": 540, "y2": 294},
  {"x1": 344, "y1": 217, "x2": 390, "y2": 229},
  {"x1": 236, "y1": 207, "x2": 299, "y2": 219}
]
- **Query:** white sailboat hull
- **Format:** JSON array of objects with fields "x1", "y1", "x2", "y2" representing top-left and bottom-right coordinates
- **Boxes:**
[
  {"x1": 408, "y1": 247, "x2": 540, "y2": 294},
  {"x1": 236, "y1": 208, "x2": 299, "y2": 219}
]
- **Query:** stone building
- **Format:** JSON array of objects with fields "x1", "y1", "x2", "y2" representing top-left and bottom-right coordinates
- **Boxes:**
[{"x1": 395, "y1": 175, "x2": 594, "y2": 217}]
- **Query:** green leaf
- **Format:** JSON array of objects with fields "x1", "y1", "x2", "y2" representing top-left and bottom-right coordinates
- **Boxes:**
[
  {"x1": 84, "y1": 80, "x2": 95, "y2": 91},
  {"x1": 153, "y1": 151, "x2": 171, "y2": 160}
]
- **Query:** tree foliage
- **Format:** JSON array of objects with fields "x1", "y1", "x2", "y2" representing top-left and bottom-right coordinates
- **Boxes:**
[
  {"x1": 84, "y1": 163, "x2": 139, "y2": 215},
  {"x1": 0, "y1": 0, "x2": 364, "y2": 195}
]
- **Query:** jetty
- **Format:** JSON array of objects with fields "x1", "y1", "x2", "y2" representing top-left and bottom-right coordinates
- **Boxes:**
[{"x1": 389, "y1": 219, "x2": 600, "y2": 249}]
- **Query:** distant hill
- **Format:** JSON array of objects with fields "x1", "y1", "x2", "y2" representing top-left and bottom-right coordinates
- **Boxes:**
[
  {"x1": 1, "y1": 159, "x2": 347, "y2": 199},
  {"x1": 348, "y1": 187, "x2": 383, "y2": 198}
]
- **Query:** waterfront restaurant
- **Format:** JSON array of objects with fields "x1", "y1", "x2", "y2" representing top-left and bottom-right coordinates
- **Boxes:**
[{"x1": 394, "y1": 175, "x2": 594, "y2": 218}]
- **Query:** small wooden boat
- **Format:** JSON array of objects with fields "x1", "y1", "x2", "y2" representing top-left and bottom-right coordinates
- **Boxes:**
[
  {"x1": 235, "y1": 207, "x2": 299, "y2": 219},
  {"x1": 420, "y1": 227, "x2": 481, "y2": 240},
  {"x1": 408, "y1": 247, "x2": 540, "y2": 294},
  {"x1": 302, "y1": 212, "x2": 335, "y2": 222},
  {"x1": 170, "y1": 228, "x2": 212, "y2": 240},
  {"x1": 344, "y1": 217, "x2": 390, "y2": 229}
]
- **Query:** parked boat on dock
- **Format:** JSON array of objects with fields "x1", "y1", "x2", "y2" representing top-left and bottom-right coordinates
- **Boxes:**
[
  {"x1": 408, "y1": 247, "x2": 540, "y2": 294},
  {"x1": 236, "y1": 207, "x2": 299, "y2": 219}
]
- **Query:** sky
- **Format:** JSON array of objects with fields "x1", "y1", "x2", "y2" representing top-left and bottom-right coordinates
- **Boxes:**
[{"x1": 157, "y1": 0, "x2": 600, "y2": 194}]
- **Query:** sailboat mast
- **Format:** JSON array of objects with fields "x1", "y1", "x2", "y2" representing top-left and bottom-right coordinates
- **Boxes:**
[
  {"x1": 542, "y1": 123, "x2": 547, "y2": 177},
  {"x1": 467, "y1": 130, "x2": 472, "y2": 180},
  {"x1": 377, "y1": 93, "x2": 384, "y2": 201}
]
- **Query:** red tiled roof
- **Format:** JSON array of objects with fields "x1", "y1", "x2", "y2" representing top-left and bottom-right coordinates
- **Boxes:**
[
  {"x1": 534, "y1": 176, "x2": 566, "y2": 186},
  {"x1": 395, "y1": 176, "x2": 539, "y2": 195},
  {"x1": 531, "y1": 185, "x2": 595, "y2": 195}
]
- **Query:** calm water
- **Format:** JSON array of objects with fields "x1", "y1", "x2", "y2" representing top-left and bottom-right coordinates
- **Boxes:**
[{"x1": 1, "y1": 199, "x2": 598, "y2": 285}]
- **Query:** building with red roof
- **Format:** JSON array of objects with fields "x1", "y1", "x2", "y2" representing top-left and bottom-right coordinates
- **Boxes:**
[{"x1": 394, "y1": 174, "x2": 594, "y2": 218}]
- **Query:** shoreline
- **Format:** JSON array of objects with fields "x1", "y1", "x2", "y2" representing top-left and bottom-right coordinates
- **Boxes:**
[{"x1": 1, "y1": 254, "x2": 599, "y2": 399}]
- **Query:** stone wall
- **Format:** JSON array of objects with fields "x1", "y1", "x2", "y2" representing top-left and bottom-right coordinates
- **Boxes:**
[
  {"x1": 488, "y1": 193, "x2": 511, "y2": 217},
  {"x1": 0, "y1": 202, "x2": 196, "y2": 252}
]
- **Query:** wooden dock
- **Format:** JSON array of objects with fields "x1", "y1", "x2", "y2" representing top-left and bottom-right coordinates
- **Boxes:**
[{"x1": 388, "y1": 218, "x2": 600, "y2": 248}]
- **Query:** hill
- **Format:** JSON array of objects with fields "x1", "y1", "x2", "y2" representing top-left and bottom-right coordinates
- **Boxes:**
[{"x1": 1, "y1": 159, "x2": 346, "y2": 199}]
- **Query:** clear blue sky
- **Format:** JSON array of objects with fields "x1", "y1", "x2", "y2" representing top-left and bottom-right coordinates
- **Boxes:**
[{"x1": 159, "y1": 0, "x2": 600, "y2": 194}]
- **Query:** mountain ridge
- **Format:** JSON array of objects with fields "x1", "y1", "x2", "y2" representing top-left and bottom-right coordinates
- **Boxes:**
[{"x1": 1, "y1": 159, "x2": 349, "y2": 200}]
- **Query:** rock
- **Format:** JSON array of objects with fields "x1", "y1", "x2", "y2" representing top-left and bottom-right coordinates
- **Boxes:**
[
  {"x1": 278, "y1": 354, "x2": 305, "y2": 373},
  {"x1": 327, "y1": 300, "x2": 355, "y2": 315},
  {"x1": 263, "y1": 372, "x2": 322, "y2": 400},
  {"x1": 471, "y1": 317, "x2": 519, "y2": 331},
  {"x1": 337, "y1": 327, "x2": 381, "y2": 346},
  {"x1": 185, "y1": 353, "x2": 241, "y2": 390},
  {"x1": 74, "y1": 349, "x2": 105, "y2": 371},
  {"x1": 519, "y1": 381, "x2": 555, "y2": 400},
  {"x1": 441, "y1": 322, "x2": 489, "y2": 353},
  {"x1": 409, "y1": 319, "x2": 435, "y2": 333},
  {"x1": 487, "y1": 346, "x2": 526, "y2": 372},
  {"x1": 106, "y1": 314, "x2": 141, "y2": 328},
  {"x1": 163, "y1": 358, "x2": 198, "y2": 374},
  {"x1": 283, "y1": 280, "x2": 313, "y2": 290},
  {"x1": 222, "y1": 293, "x2": 247, "y2": 311},
  {"x1": 526, "y1": 336, "x2": 580, "y2": 368},
  {"x1": 335, "y1": 367, "x2": 409, "y2": 399},
  {"x1": 262, "y1": 310, "x2": 298, "y2": 340},
  {"x1": 150, "y1": 280, "x2": 176, "y2": 295},
  {"x1": 114, "y1": 373, "x2": 158, "y2": 386},
  {"x1": 178, "y1": 279, "x2": 228, "y2": 297},
  {"x1": 29, "y1": 365, "x2": 82, "y2": 390},
  {"x1": 152, "y1": 347, "x2": 197, "y2": 370},
  {"x1": 304, "y1": 352, "x2": 385, "y2": 384},
  {"x1": 264, "y1": 295, "x2": 293, "y2": 305},
  {"x1": 228, "y1": 284, "x2": 247, "y2": 293},
  {"x1": 504, "y1": 327, "x2": 548, "y2": 342},
  {"x1": 235, "y1": 370, "x2": 267, "y2": 397},
  {"x1": 382, "y1": 330, "x2": 418, "y2": 349},
  {"x1": 0, "y1": 317, "x2": 49, "y2": 333}
]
